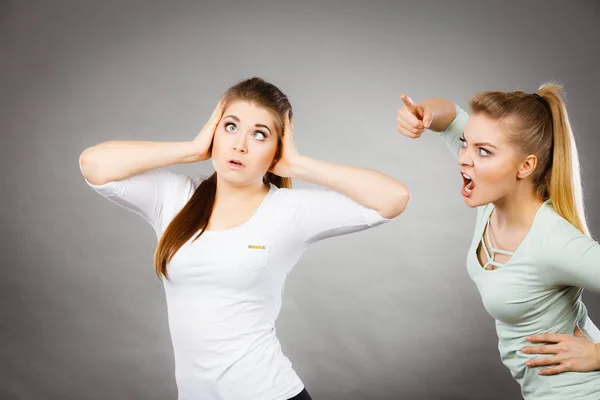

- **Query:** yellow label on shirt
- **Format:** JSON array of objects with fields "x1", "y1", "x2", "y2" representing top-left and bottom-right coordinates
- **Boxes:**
[{"x1": 248, "y1": 245, "x2": 267, "y2": 250}]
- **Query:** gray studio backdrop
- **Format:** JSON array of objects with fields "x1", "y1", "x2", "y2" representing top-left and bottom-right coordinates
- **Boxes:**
[{"x1": 1, "y1": 1, "x2": 599, "y2": 399}]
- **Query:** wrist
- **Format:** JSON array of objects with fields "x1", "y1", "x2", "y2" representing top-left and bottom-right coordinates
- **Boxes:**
[
  {"x1": 184, "y1": 141, "x2": 209, "y2": 163},
  {"x1": 595, "y1": 343, "x2": 600, "y2": 370},
  {"x1": 288, "y1": 155, "x2": 314, "y2": 181},
  {"x1": 421, "y1": 98, "x2": 458, "y2": 132}
]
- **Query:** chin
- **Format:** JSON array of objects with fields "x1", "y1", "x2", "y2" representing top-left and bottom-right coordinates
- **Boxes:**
[
  {"x1": 462, "y1": 195, "x2": 485, "y2": 208},
  {"x1": 463, "y1": 192, "x2": 496, "y2": 208},
  {"x1": 462, "y1": 196, "x2": 477, "y2": 208}
]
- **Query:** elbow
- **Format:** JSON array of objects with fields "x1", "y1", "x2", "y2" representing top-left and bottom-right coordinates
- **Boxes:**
[
  {"x1": 380, "y1": 184, "x2": 410, "y2": 220},
  {"x1": 79, "y1": 146, "x2": 106, "y2": 186}
]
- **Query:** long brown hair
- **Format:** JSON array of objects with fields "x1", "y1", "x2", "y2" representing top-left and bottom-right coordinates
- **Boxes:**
[
  {"x1": 469, "y1": 82, "x2": 589, "y2": 236},
  {"x1": 154, "y1": 77, "x2": 293, "y2": 279}
]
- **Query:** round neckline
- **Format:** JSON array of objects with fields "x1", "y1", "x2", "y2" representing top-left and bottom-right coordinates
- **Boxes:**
[
  {"x1": 474, "y1": 199, "x2": 550, "y2": 272},
  {"x1": 202, "y1": 184, "x2": 276, "y2": 235}
]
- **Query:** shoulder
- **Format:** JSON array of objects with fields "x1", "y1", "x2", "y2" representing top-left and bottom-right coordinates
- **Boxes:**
[
  {"x1": 154, "y1": 168, "x2": 198, "y2": 197},
  {"x1": 156, "y1": 169, "x2": 204, "y2": 216},
  {"x1": 537, "y1": 202, "x2": 586, "y2": 254}
]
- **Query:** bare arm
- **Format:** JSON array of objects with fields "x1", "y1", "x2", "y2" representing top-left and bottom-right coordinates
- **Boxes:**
[
  {"x1": 79, "y1": 99, "x2": 224, "y2": 186},
  {"x1": 289, "y1": 156, "x2": 409, "y2": 220},
  {"x1": 80, "y1": 141, "x2": 201, "y2": 186},
  {"x1": 396, "y1": 94, "x2": 459, "y2": 136},
  {"x1": 271, "y1": 114, "x2": 409, "y2": 220}
]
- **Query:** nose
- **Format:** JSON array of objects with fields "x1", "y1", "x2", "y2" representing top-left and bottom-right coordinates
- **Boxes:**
[
  {"x1": 233, "y1": 135, "x2": 248, "y2": 153},
  {"x1": 458, "y1": 147, "x2": 473, "y2": 167}
]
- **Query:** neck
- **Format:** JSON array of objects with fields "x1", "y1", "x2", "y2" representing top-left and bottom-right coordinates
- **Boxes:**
[
  {"x1": 215, "y1": 175, "x2": 269, "y2": 204},
  {"x1": 491, "y1": 181, "x2": 544, "y2": 230}
]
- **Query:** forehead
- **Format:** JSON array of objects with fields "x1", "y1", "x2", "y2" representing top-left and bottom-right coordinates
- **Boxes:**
[
  {"x1": 223, "y1": 100, "x2": 276, "y2": 128},
  {"x1": 464, "y1": 113, "x2": 510, "y2": 146}
]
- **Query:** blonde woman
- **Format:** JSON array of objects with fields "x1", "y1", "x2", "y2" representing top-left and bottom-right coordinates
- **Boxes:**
[{"x1": 396, "y1": 84, "x2": 600, "y2": 399}]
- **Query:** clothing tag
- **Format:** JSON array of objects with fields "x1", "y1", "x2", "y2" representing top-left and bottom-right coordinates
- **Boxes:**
[{"x1": 247, "y1": 245, "x2": 267, "y2": 250}]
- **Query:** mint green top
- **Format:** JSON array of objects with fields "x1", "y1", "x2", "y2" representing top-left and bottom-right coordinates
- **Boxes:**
[{"x1": 441, "y1": 106, "x2": 600, "y2": 399}]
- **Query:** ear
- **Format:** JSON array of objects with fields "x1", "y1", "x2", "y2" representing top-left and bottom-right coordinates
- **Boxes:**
[{"x1": 517, "y1": 154, "x2": 537, "y2": 179}]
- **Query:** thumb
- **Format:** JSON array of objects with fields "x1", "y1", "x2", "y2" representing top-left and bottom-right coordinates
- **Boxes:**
[
  {"x1": 574, "y1": 326, "x2": 588, "y2": 339},
  {"x1": 422, "y1": 106, "x2": 433, "y2": 128}
]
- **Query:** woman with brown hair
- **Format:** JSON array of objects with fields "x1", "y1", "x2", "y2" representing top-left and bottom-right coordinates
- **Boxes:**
[
  {"x1": 80, "y1": 77, "x2": 410, "y2": 400},
  {"x1": 396, "y1": 84, "x2": 600, "y2": 399}
]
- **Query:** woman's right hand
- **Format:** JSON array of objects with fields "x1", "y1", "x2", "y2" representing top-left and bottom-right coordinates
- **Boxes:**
[
  {"x1": 192, "y1": 98, "x2": 226, "y2": 161},
  {"x1": 396, "y1": 94, "x2": 433, "y2": 139}
]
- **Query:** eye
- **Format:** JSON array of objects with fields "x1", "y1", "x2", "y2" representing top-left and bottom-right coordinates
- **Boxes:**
[
  {"x1": 459, "y1": 134, "x2": 467, "y2": 147},
  {"x1": 478, "y1": 148, "x2": 491, "y2": 157},
  {"x1": 225, "y1": 123, "x2": 237, "y2": 132},
  {"x1": 253, "y1": 131, "x2": 267, "y2": 140}
]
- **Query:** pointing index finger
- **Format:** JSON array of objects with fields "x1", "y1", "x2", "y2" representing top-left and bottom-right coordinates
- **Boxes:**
[{"x1": 400, "y1": 94, "x2": 417, "y2": 112}]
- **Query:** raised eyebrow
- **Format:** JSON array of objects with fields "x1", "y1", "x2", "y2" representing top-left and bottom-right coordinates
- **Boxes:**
[
  {"x1": 255, "y1": 124, "x2": 271, "y2": 134},
  {"x1": 223, "y1": 115, "x2": 239, "y2": 122},
  {"x1": 474, "y1": 141, "x2": 497, "y2": 149},
  {"x1": 462, "y1": 134, "x2": 497, "y2": 149}
]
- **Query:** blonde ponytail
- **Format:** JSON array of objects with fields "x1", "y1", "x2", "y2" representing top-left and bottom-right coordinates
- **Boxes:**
[
  {"x1": 537, "y1": 84, "x2": 589, "y2": 236},
  {"x1": 469, "y1": 82, "x2": 589, "y2": 236}
]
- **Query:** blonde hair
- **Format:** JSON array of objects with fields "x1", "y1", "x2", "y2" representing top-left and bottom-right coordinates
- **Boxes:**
[{"x1": 469, "y1": 83, "x2": 589, "y2": 236}]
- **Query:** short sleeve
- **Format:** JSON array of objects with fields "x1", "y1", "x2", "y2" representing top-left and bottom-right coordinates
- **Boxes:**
[
  {"x1": 438, "y1": 105, "x2": 469, "y2": 159},
  {"x1": 275, "y1": 188, "x2": 393, "y2": 245},
  {"x1": 541, "y1": 219, "x2": 600, "y2": 293},
  {"x1": 80, "y1": 157, "x2": 195, "y2": 236}
]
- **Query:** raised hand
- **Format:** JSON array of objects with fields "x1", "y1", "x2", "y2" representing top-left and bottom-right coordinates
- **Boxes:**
[
  {"x1": 192, "y1": 97, "x2": 226, "y2": 161},
  {"x1": 269, "y1": 112, "x2": 301, "y2": 178},
  {"x1": 396, "y1": 94, "x2": 433, "y2": 139}
]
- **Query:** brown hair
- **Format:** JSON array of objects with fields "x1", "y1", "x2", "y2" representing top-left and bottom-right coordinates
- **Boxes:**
[
  {"x1": 154, "y1": 77, "x2": 293, "y2": 279},
  {"x1": 469, "y1": 83, "x2": 589, "y2": 236}
]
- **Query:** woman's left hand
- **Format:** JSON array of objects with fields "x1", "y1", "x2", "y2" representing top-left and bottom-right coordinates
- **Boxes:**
[
  {"x1": 270, "y1": 112, "x2": 302, "y2": 178},
  {"x1": 522, "y1": 326, "x2": 600, "y2": 375}
]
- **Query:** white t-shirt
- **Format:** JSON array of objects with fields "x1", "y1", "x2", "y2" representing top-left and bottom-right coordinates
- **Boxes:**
[{"x1": 85, "y1": 167, "x2": 390, "y2": 400}]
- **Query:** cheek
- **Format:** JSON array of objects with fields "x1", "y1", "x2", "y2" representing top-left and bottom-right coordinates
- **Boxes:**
[
  {"x1": 250, "y1": 142, "x2": 278, "y2": 168},
  {"x1": 212, "y1": 130, "x2": 231, "y2": 153},
  {"x1": 477, "y1": 158, "x2": 517, "y2": 187}
]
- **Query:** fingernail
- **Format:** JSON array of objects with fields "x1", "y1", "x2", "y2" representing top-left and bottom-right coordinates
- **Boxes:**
[
  {"x1": 522, "y1": 348, "x2": 527, "y2": 353},
  {"x1": 526, "y1": 336, "x2": 532, "y2": 340},
  {"x1": 526, "y1": 361, "x2": 531, "y2": 366}
]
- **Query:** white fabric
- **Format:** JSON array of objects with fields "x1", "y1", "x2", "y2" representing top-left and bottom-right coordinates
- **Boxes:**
[{"x1": 84, "y1": 166, "x2": 390, "y2": 400}]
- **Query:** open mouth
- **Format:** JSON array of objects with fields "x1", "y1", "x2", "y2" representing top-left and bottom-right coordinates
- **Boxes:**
[
  {"x1": 228, "y1": 159, "x2": 245, "y2": 169},
  {"x1": 461, "y1": 172, "x2": 475, "y2": 197}
]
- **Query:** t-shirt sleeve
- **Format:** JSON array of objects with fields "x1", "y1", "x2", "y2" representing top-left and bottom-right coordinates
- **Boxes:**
[
  {"x1": 277, "y1": 188, "x2": 394, "y2": 245},
  {"x1": 541, "y1": 219, "x2": 600, "y2": 293},
  {"x1": 438, "y1": 104, "x2": 469, "y2": 159},
  {"x1": 80, "y1": 157, "x2": 194, "y2": 236}
]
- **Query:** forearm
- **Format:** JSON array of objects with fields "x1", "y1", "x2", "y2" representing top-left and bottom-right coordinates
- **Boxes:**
[
  {"x1": 290, "y1": 156, "x2": 410, "y2": 219},
  {"x1": 420, "y1": 98, "x2": 459, "y2": 132},
  {"x1": 79, "y1": 140, "x2": 200, "y2": 186}
]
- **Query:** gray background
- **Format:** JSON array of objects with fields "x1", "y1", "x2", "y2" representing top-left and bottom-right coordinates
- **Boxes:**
[{"x1": 1, "y1": 0, "x2": 599, "y2": 399}]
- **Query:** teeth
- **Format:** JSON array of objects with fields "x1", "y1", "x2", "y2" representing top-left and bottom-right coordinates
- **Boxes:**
[
  {"x1": 465, "y1": 181, "x2": 473, "y2": 192},
  {"x1": 462, "y1": 173, "x2": 471, "y2": 180}
]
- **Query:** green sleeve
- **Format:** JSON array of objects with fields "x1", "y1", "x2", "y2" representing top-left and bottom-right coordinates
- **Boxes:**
[
  {"x1": 541, "y1": 219, "x2": 600, "y2": 293},
  {"x1": 438, "y1": 105, "x2": 469, "y2": 159}
]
